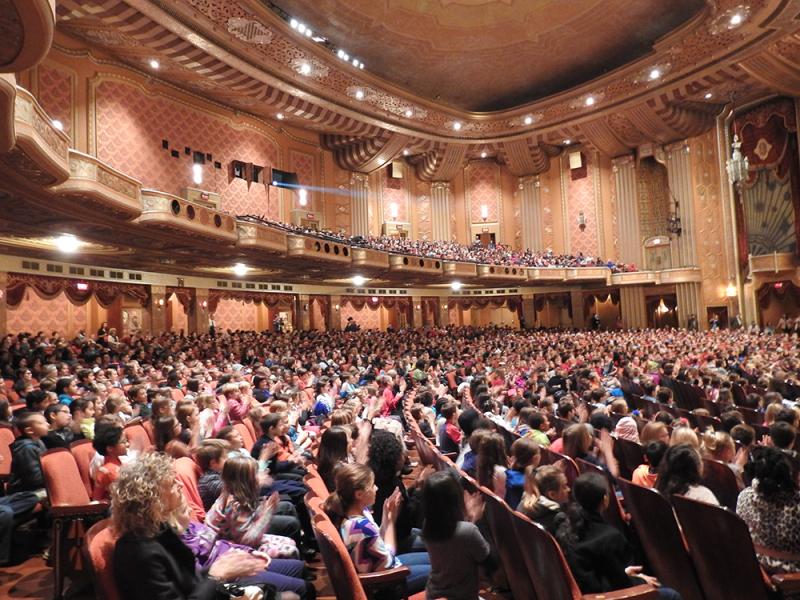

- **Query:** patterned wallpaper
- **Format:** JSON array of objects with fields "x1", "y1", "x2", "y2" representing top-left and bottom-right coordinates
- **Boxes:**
[
  {"x1": 540, "y1": 163, "x2": 558, "y2": 252},
  {"x1": 415, "y1": 181, "x2": 432, "y2": 240},
  {"x1": 168, "y1": 295, "x2": 188, "y2": 333},
  {"x1": 309, "y1": 299, "x2": 325, "y2": 330},
  {"x1": 637, "y1": 158, "x2": 670, "y2": 241},
  {"x1": 94, "y1": 80, "x2": 280, "y2": 219},
  {"x1": 213, "y1": 298, "x2": 258, "y2": 331},
  {"x1": 290, "y1": 150, "x2": 315, "y2": 211},
  {"x1": 37, "y1": 64, "x2": 72, "y2": 138},
  {"x1": 567, "y1": 154, "x2": 600, "y2": 257},
  {"x1": 7, "y1": 291, "x2": 89, "y2": 336},
  {"x1": 467, "y1": 162, "x2": 500, "y2": 224},
  {"x1": 341, "y1": 303, "x2": 382, "y2": 330},
  {"x1": 381, "y1": 169, "x2": 408, "y2": 223}
]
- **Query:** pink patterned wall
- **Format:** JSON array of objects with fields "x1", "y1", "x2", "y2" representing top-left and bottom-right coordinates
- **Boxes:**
[
  {"x1": 468, "y1": 162, "x2": 500, "y2": 223},
  {"x1": 341, "y1": 303, "x2": 382, "y2": 330},
  {"x1": 381, "y1": 169, "x2": 408, "y2": 222},
  {"x1": 567, "y1": 154, "x2": 600, "y2": 257},
  {"x1": 94, "y1": 80, "x2": 280, "y2": 219},
  {"x1": 415, "y1": 182, "x2": 432, "y2": 240},
  {"x1": 7, "y1": 291, "x2": 89, "y2": 336},
  {"x1": 168, "y1": 295, "x2": 188, "y2": 333},
  {"x1": 310, "y1": 299, "x2": 325, "y2": 330},
  {"x1": 290, "y1": 150, "x2": 314, "y2": 211},
  {"x1": 213, "y1": 299, "x2": 258, "y2": 331},
  {"x1": 37, "y1": 64, "x2": 72, "y2": 138}
]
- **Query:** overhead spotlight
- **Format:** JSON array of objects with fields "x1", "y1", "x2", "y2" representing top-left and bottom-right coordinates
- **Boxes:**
[
  {"x1": 585, "y1": 96, "x2": 595, "y2": 107},
  {"x1": 450, "y1": 281, "x2": 463, "y2": 291},
  {"x1": 55, "y1": 234, "x2": 80, "y2": 253},
  {"x1": 290, "y1": 18, "x2": 298, "y2": 29},
  {"x1": 192, "y1": 163, "x2": 203, "y2": 185},
  {"x1": 648, "y1": 68, "x2": 661, "y2": 80},
  {"x1": 524, "y1": 116, "x2": 533, "y2": 125},
  {"x1": 480, "y1": 151, "x2": 487, "y2": 158},
  {"x1": 299, "y1": 62, "x2": 312, "y2": 75},
  {"x1": 352, "y1": 275, "x2": 367, "y2": 286},
  {"x1": 704, "y1": 92, "x2": 713, "y2": 99},
  {"x1": 402, "y1": 149, "x2": 409, "y2": 156},
  {"x1": 149, "y1": 59, "x2": 160, "y2": 70},
  {"x1": 452, "y1": 121, "x2": 462, "y2": 131},
  {"x1": 730, "y1": 12, "x2": 743, "y2": 26},
  {"x1": 404, "y1": 109, "x2": 413, "y2": 117},
  {"x1": 305, "y1": 29, "x2": 312, "y2": 38},
  {"x1": 342, "y1": 52, "x2": 349, "y2": 61},
  {"x1": 298, "y1": 188, "x2": 308, "y2": 206},
  {"x1": 297, "y1": 23, "x2": 306, "y2": 34},
  {"x1": 359, "y1": 64, "x2": 365, "y2": 69},
  {"x1": 563, "y1": 139, "x2": 572, "y2": 145},
  {"x1": 276, "y1": 113, "x2": 285, "y2": 120},
  {"x1": 352, "y1": 58, "x2": 359, "y2": 67},
  {"x1": 52, "y1": 119, "x2": 64, "y2": 131},
  {"x1": 355, "y1": 89, "x2": 365, "y2": 100},
  {"x1": 233, "y1": 263, "x2": 248, "y2": 277},
  {"x1": 337, "y1": 49, "x2": 345, "y2": 59}
]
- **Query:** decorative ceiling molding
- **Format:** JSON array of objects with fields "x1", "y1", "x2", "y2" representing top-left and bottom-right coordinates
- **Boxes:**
[
  {"x1": 0, "y1": 0, "x2": 55, "y2": 73},
  {"x1": 321, "y1": 130, "x2": 411, "y2": 173}
]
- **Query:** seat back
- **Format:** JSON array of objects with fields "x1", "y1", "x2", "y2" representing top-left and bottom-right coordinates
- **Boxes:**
[
  {"x1": 616, "y1": 479, "x2": 705, "y2": 600},
  {"x1": 173, "y1": 456, "x2": 206, "y2": 522},
  {"x1": 70, "y1": 439, "x2": 96, "y2": 498},
  {"x1": 613, "y1": 437, "x2": 644, "y2": 481},
  {"x1": 0, "y1": 424, "x2": 15, "y2": 486},
  {"x1": 304, "y1": 469, "x2": 331, "y2": 500},
  {"x1": 672, "y1": 494, "x2": 770, "y2": 600},
  {"x1": 574, "y1": 458, "x2": 628, "y2": 534},
  {"x1": 481, "y1": 488, "x2": 536, "y2": 600},
  {"x1": 539, "y1": 447, "x2": 579, "y2": 485},
  {"x1": 243, "y1": 417, "x2": 258, "y2": 442},
  {"x1": 84, "y1": 518, "x2": 122, "y2": 600},
  {"x1": 312, "y1": 513, "x2": 368, "y2": 600},
  {"x1": 41, "y1": 448, "x2": 92, "y2": 506},
  {"x1": 123, "y1": 423, "x2": 153, "y2": 452},
  {"x1": 700, "y1": 458, "x2": 740, "y2": 511},
  {"x1": 234, "y1": 422, "x2": 255, "y2": 452},
  {"x1": 304, "y1": 492, "x2": 325, "y2": 518}
]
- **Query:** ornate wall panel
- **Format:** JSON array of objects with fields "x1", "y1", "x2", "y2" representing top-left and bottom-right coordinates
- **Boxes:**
[
  {"x1": 94, "y1": 79, "x2": 280, "y2": 219},
  {"x1": 7, "y1": 290, "x2": 89, "y2": 336},
  {"x1": 289, "y1": 149, "x2": 315, "y2": 211},
  {"x1": 636, "y1": 158, "x2": 670, "y2": 241},
  {"x1": 415, "y1": 180, "x2": 432, "y2": 241},
  {"x1": 467, "y1": 161, "x2": 500, "y2": 224},
  {"x1": 566, "y1": 154, "x2": 600, "y2": 257},
  {"x1": 340, "y1": 302, "x2": 382, "y2": 330},
  {"x1": 37, "y1": 63, "x2": 72, "y2": 137},
  {"x1": 380, "y1": 168, "x2": 408, "y2": 223},
  {"x1": 212, "y1": 298, "x2": 258, "y2": 331}
]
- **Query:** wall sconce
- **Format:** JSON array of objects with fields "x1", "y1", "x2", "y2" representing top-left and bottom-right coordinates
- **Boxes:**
[
  {"x1": 389, "y1": 202, "x2": 399, "y2": 220},
  {"x1": 158, "y1": 298, "x2": 165, "y2": 307},
  {"x1": 480, "y1": 205, "x2": 489, "y2": 222},
  {"x1": 334, "y1": 304, "x2": 340, "y2": 311},
  {"x1": 725, "y1": 281, "x2": 737, "y2": 298},
  {"x1": 667, "y1": 192, "x2": 682, "y2": 236},
  {"x1": 577, "y1": 211, "x2": 586, "y2": 231},
  {"x1": 415, "y1": 305, "x2": 421, "y2": 311},
  {"x1": 298, "y1": 188, "x2": 308, "y2": 207},
  {"x1": 201, "y1": 300, "x2": 208, "y2": 308},
  {"x1": 371, "y1": 296, "x2": 379, "y2": 303}
]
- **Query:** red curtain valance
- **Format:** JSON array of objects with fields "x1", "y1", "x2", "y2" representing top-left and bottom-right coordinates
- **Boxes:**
[
  {"x1": 583, "y1": 291, "x2": 620, "y2": 315},
  {"x1": 207, "y1": 290, "x2": 295, "y2": 314},
  {"x1": 6, "y1": 273, "x2": 149, "y2": 308},
  {"x1": 342, "y1": 296, "x2": 411, "y2": 311},
  {"x1": 447, "y1": 295, "x2": 521, "y2": 311}
]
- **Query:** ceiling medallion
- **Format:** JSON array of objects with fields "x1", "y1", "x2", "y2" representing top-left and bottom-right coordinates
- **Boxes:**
[
  {"x1": 227, "y1": 17, "x2": 274, "y2": 45},
  {"x1": 709, "y1": 5, "x2": 751, "y2": 35}
]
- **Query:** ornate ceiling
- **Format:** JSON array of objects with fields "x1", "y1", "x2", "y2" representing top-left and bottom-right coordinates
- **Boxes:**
[
  {"x1": 47, "y1": 0, "x2": 800, "y2": 177},
  {"x1": 273, "y1": 0, "x2": 706, "y2": 111}
]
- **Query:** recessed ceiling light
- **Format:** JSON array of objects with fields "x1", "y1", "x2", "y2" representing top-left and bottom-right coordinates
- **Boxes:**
[
  {"x1": 730, "y1": 13, "x2": 743, "y2": 26},
  {"x1": 52, "y1": 120, "x2": 64, "y2": 131},
  {"x1": 299, "y1": 62, "x2": 312, "y2": 75},
  {"x1": 342, "y1": 52, "x2": 349, "y2": 61},
  {"x1": 276, "y1": 113, "x2": 285, "y2": 120},
  {"x1": 585, "y1": 96, "x2": 595, "y2": 107},
  {"x1": 290, "y1": 19, "x2": 298, "y2": 29},
  {"x1": 297, "y1": 23, "x2": 306, "y2": 34},
  {"x1": 233, "y1": 263, "x2": 248, "y2": 277},
  {"x1": 352, "y1": 275, "x2": 367, "y2": 286},
  {"x1": 55, "y1": 234, "x2": 80, "y2": 253},
  {"x1": 704, "y1": 92, "x2": 713, "y2": 99},
  {"x1": 359, "y1": 64, "x2": 364, "y2": 69},
  {"x1": 355, "y1": 89, "x2": 364, "y2": 100},
  {"x1": 402, "y1": 149, "x2": 409, "y2": 156},
  {"x1": 305, "y1": 29, "x2": 313, "y2": 38},
  {"x1": 352, "y1": 58, "x2": 359, "y2": 67},
  {"x1": 648, "y1": 68, "x2": 661, "y2": 80},
  {"x1": 337, "y1": 49, "x2": 345, "y2": 59},
  {"x1": 404, "y1": 109, "x2": 413, "y2": 117},
  {"x1": 563, "y1": 139, "x2": 572, "y2": 145},
  {"x1": 480, "y1": 151, "x2": 487, "y2": 158},
  {"x1": 524, "y1": 116, "x2": 533, "y2": 125},
  {"x1": 452, "y1": 122, "x2": 462, "y2": 131},
  {"x1": 450, "y1": 281, "x2": 463, "y2": 291},
  {"x1": 149, "y1": 59, "x2": 160, "y2": 70}
]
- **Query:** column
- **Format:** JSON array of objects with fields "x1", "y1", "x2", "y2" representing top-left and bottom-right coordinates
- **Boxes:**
[
  {"x1": 665, "y1": 141, "x2": 697, "y2": 268},
  {"x1": 613, "y1": 155, "x2": 643, "y2": 266},
  {"x1": 328, "y1": 295, "x2": 344, "y2": 330},
  {"x1": 187, "y1": 288, "x2": 210, "y2": 335},
  {"x1": 519, "y1": 176, "x2": 543, "y2": 252},
  {"x1": 570, "y1": 291, "x2": 585, "y2": 329},
  {"x1": 431, "y1": 181, "x2": 451, "y2": 241},
  {"x1": 296, "y1": 294, "x2": 311, "y2": 331},
  {"x1": 436, "y1": 299, "x2": 450, "y2": 327},
  {"x1": 411, "y1": 296, "x2": 424, "y2": 329},
  {"x1": 0, "y1": 272, "x2": 7, "y2": 336},
  {"x1": 521, "y1": 294, "x2": 536, "y2": 330},
  {"x1": 619, "y1": 286, "x2": 647, "y2": 329},
  {"x1": 148, "y1": 285, "x2": 167, "y2": 334},
  {"x1": 350, "y1": 172, "x2": 370, "y2": 237},
  {"x1": 676, "y1": 281, "x2": 703, "y2": 330}
]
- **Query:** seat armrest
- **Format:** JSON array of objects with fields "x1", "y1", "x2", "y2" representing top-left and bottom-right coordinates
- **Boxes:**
[
  {"x1": 771, "y1": 573, "x2": 800, "y2": 595},
  {"x1": 442, "y1": 452, "x2": 458, "y2": 460},
  {"x1": 50, "y1": 502, "x2": 110, "y2": 519},
  {"x1": 359, "y1": 565, "x2": 411, "y2": 588},
  {"x1": 583, "y1": 583, "x2": 660, "y2": 599}
]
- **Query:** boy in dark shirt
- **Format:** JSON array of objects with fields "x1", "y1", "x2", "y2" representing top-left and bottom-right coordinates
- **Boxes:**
[
  {"x1": 42, "y1": 404, "x2": 81, "y2": 449},
  {"x1": 8, "y1": 412, "x2": 49, "y2": 495}
]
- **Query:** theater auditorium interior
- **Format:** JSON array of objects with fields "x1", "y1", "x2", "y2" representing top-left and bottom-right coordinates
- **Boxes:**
[{"x1": 3, "y1": 1, "x2": 800, "y2": 599}]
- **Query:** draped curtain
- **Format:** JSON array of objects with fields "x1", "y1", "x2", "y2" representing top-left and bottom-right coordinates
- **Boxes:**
[
  {"x1": 533, "y1": 293, "x2": 572, "y2": 319},
  {"x1": 447, "y1": 295, "x2": 521, "y2": 311},
  {"x1": 757, "y1": 281, "x2": 800, "y2": 310},
  {"x1": 583, "y1": 291, "x2": 620, "y2": 317},
  {"x1": 6, "y1": 273, "x2": 149, "y2": 308},
  {"x1": 207, "y1": 290, "x2": 295, "y2": 314},
  {"x1": 341, "y1": 296, "x2": 411, "y2": 312}
]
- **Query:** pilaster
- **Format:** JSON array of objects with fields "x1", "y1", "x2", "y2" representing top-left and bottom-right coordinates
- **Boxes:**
[
  {"x1": 0, "y1": 272, "x2": 7, "y2": 336},
  {"x1": 665, "y1": 141, "x2": 697, "y2": 268},
  {"x1": 431, "y1": 181, "x2": 452, "y2": 242},
  {"x1": 350, "y1": 172, "x2": 370, "y2": 237},
  {"x1": 612, "y1": 155, "x2": 642, "y2": 266},
  {"x1": 521, "y1": 294, "x2": 536, "y2": 330},
  {"x1": 619, "y1": 286, "x2": 647, "y2": 329},
  {"x1": 148, "y1": 285, "x2": 167, "y2": 334},
  {"x1": 519, "y1": 176, "x2": 543, "y2": 251},
  {"x1": 570, "y1": 291, "x2": 585, "y2": 329},
  {"x1": 187, "y1": 288, "x2": 210, "y2": 335},
  {"x1": 676, "y1": 281, "x2": 704, "y2": 330}
]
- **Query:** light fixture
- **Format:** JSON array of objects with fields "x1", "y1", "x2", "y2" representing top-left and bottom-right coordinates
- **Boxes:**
[
  {"x1": 450, "y1": 281, "x2": 463, "y2": 291},
  {"x1": 192, "y1": 163, "x2": 203, "y2": 185},
  {"x1": 704, "y1": 92, "x2": 713, "y2": 99},
  {"x1": 563, "y1": 139, "x2": 572, "y2": 145},
  {"x1": 149, "y1": 59, "x2": 160, "y2": 70},
  {"x1": 201, "y1": 300, "x2": 208, "y2": 308},
  {"x1": 334, "y1": 304, "x2": 340, "y2": 310},
  {"x1": 667, "y1": 192, "x2": 682, "y2": 236},
  {"x1": 371, "y1": 296, "x2": 378, "y2": 303},
  {"x1": 276, "y1": 113, "x2": 285, "y2": 120},
  {"x1": 297, "y1": 23, "x2": 306, "y2": 34},
  {"x1": 352, "y1": 58, "x2": 359, "y2": 67},
  {"x1": 402, "y1": 149, "x2": 409, "y2": 156},
  {"x1": 55, "y1": 234, "x2": 80, "y2": 253},
  {"x1": 337, "y1": 49, "x2": 345, "y2": 59},
  {"x1": 290, "y1": 18, "x2": 298, "y2": 29},
  {"x1": 233, "y1": 263, "x2": 248, "y2": 276},
  {"x1": 577, "y1": 211, "x2": 586, "y2": 231},
  {"x1": 52, "y1": 120, "x2": 64, "y2": 131},
  {"x1": 359, "y1": 64, "x2": 365, "y2": 69},
  {"x1": 480, "y1": 151, "x2": 487, "y2": 158},
  {"x1": 452, "y1": 121, "x2": 462, "y2": 131},
  {"x1": 404, "y1": 109, "x2": 413, "y2": 117},
  {"x1": 648, "y1": 68, "x2": 661, "y2": 81},
  {"x1": 656, "y1": 298, "x2": 669, "y2": 315},
  {"x1": 389, "y1": 202, "x2": 399, "y2": 219},
  {"x1": 299, "y1": 62, "x2": 312, "y2": 75},
  {"x1": 342, "y1": 52, "x2": 349, "y2": 61},
  {"x1": 75, "y1": 282, "x2": 89, "y2": 291},
  {"x1": 352, "y1": 275, "x2": 367, "y2": 286},
  {"x1": 726, "y1": 92, "x2": 749, "y2": 187},
  {"x1": 725, "y1": 281, "x2": 737, "y2": 298},
  {"x1": 524, "y1": 116, "x2": 533, "y2": 125},
  {"x1": 298, "y1": 188, "x2": 308, "y2": 206},
  {"x1": 730, "y1": 12, "x2": 743, "y2": 26},
  {"x1": 585, "y1": 96, "x2": 595, "y2": 107},
  {"x1": 354, "y1": 89, "x2": 364, "y2": 100},
  {"x1": 158, "y1": 298, "x2": 165, "y2": 307},
  {"x1": 415, "y1": 305, "x2": 421, "y2": 311},
  {"x1": 480, "y1": 205, "x2": 489, "y2": 222},
  {"x1": 305, "y1": 29, "x2": 312, "y2": 38}
]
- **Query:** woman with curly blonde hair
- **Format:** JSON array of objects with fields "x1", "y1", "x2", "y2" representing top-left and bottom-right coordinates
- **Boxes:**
[{"x1": 111, "y1": 453, "x2": 272, "y2": 600}]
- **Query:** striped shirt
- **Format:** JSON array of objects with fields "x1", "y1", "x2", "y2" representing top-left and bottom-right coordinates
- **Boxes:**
[{"x1": 341, "y1": 510, "x2": 400, "y2": 573}]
